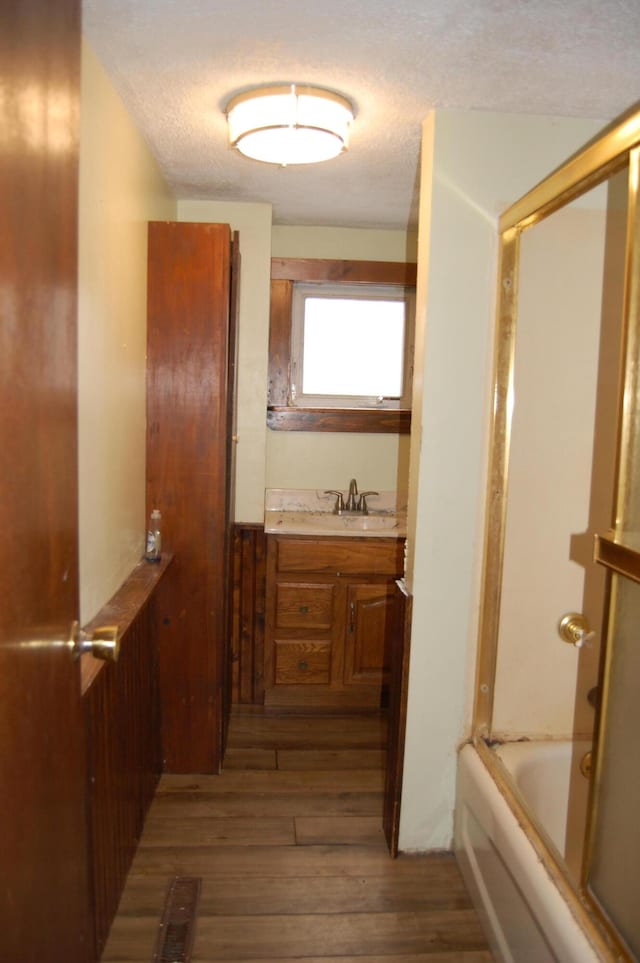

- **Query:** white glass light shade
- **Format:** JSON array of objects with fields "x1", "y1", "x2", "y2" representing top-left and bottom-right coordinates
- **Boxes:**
[{"x1": 226, "y1": 84, "x2": 353, "y2": 165}]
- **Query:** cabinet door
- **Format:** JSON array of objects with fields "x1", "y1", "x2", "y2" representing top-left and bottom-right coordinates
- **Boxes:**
[{"x1": 344, "y1": 582, "x2": 399, "y2": 686}]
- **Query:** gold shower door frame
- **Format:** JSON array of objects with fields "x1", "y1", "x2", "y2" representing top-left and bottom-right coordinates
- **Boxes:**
[{"x1": 472, "y1": 105, "x2": 640, "y2": 962}]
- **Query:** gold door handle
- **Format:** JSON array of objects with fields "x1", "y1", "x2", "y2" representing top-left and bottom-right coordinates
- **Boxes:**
[{"x1": 70, "y1": 621, "x2": 120, "y2": 662}]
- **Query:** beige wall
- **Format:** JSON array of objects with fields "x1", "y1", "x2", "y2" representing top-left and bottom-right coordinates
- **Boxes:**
[
  {"x1": 271, "y1": 225, "x2": 417, "y2": 261},
  {"x1": 75, "y1": 47, "x2": 609, "y2": 852},
  {"x1": 168, "y1": 212, "x2": 417, "y2": 520},
  {"x1": 177, "y1": 200, "x2": 273, "y2": 523},
  {"x1": 492, "y1": 201, "x2": 607, "y2": 739},
  {"x1": 78, "y1": 40, "x2": 175, "y2": 623},
  {"x1": 400, "y1": 110, "x2": 602, "y2": 851}
]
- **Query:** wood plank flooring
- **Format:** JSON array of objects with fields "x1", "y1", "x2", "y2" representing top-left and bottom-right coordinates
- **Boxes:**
[{"x1": 101, "y1": 711, "x2": 492, "y2": 962}]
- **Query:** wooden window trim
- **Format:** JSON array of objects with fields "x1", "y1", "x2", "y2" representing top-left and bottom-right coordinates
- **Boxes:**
[{"x1": 267, "y1": 258, "x2": 416, "y2": 433}]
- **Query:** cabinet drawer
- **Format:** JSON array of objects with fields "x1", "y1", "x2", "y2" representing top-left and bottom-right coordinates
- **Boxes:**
[
  {"x1": 274, "y1": 640, "x2": 330, "y2": 684},
  {"x1": 275, "y1": 536, "x2": 404, "y2": 576},
  {"x1": 276, "y1": 582, "x2": 334, "y2": 629}
]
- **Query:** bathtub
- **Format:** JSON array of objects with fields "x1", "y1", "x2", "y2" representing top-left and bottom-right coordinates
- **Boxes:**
[{"x1": 455, "y1": 741, "x2": 607, "y2": 963}]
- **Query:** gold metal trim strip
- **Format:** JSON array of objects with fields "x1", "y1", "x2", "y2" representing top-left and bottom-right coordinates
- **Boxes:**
[
  {"x1": 594, "y1": 534, "x2": 640, "y2": 585},
  {"x1": 581, "y1": 153, "x2": 640, "y2": 961},
  {"x1": 226, "y1": 83, "x2": 353, "y2": 115},
  {"x1": 500, "y1": 107, "x2": 640, "y2": 233},
  {"x1": 472, "y1": 229, "x2": 519, "y2": 735},
  {"x1": 613, "y1": 148, "x2": 640, "y2": 535},
  {"x1": 233, "y1": 124, "x2": 345, "y2": 148}
]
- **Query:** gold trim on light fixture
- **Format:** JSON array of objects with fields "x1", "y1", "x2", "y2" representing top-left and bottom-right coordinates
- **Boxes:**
[{"x1": 225, "y1": 84, "x2": 354, "y2": 166}]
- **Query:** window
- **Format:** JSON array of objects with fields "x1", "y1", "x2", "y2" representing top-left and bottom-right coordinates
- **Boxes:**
[
  {"x1": 290, "y1": 284, "x2": 414, "y2": 409},
  {"x1": 267, "y1": 257, "x2": 417, "y2": 433}
]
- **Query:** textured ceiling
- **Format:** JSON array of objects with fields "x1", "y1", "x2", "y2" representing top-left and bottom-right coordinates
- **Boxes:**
[{"x1": 82, "y1": 0, "x2": 640, "y2": 230}]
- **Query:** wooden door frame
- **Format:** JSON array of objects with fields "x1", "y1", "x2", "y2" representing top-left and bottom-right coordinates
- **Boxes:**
[{"x1": 383, "y1": 581, "x2": 412, "y2": 856}]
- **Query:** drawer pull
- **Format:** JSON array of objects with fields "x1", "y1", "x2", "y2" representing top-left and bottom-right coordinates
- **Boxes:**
[
  {"x1": 299, "y1": 605, "x2": 309, "y2": 614},
  {"x1": 298, "y1": 660, "x2": 308, "y2": 671}
]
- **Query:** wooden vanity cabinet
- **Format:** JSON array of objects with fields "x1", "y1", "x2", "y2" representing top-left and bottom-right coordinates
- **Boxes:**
[{"x1": 264, "y1": 535, "x2": 404, "y2": 709}]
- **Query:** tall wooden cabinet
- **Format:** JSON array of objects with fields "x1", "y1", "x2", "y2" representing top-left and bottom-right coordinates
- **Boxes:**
[{"x1": 146, "y1": 221, "x2": 239, "y2": 773}]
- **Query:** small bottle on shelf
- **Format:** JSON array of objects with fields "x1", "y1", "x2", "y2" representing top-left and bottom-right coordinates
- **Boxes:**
[{"x1": 145, "y1": 508, "x2": 162, "y2": 562}]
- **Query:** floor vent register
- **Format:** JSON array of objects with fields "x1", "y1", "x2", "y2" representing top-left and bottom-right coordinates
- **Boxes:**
[{"x1": 152, "y1": 876, "x2": 201, "y2": 963}]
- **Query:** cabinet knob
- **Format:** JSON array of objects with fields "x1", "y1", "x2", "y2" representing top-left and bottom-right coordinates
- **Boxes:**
[
  {"x1": 299, "y1": 605, "x2": 309, "y2": 614},
  {"x1": 298, "y1": 660, "x2": 308, "y2": 671}
]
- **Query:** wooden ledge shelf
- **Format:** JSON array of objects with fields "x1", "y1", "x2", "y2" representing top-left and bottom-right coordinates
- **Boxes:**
[
  {"x1": 81, "y1": 553, "x2": 174, "y2": 694},
  {"x1": 267, "y1": 406, "x2": 411, "y2": 433}
]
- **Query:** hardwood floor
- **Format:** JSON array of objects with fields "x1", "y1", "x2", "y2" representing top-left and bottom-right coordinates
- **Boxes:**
[{"x1": 101, "y1": 711, "x2": 492, "y2": 962}]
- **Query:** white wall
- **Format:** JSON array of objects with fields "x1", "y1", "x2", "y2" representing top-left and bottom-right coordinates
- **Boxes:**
[
  {"x1": 399, "y1": 110, "x2": 602, "y2": 851},
  {"x1": 78, "y1": 40, "x2": 175, "y2": 623},
  {"x1": 177, "y1": 200, "x2": 273, "y2": 523}
]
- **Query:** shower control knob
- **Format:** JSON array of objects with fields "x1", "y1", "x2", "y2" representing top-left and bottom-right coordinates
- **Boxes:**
[{"x1": 558, "y1": 612, "x2": 595, "y2": 648}]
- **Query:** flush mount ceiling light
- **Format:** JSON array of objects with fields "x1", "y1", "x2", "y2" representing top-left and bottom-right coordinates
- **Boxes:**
[{"x1": 225, "y1": 84, "x2": 354, "y2": 166}]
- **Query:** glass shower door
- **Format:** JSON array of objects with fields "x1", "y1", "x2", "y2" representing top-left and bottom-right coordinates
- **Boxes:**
[
  {"x1": 584, "y1": 146, "x2": 640, "y2": 960},
  {"x1": 585, "y1": 572, "x2": 640, "y2": 958},
  {"x1": 472, "y1": 105, "x2": 640, "y2": 960}
]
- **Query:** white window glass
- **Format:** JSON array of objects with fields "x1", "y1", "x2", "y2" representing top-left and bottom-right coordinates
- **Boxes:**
[
  {"x1": 302, "y1": 298, "x2": 405, "y2": 396},
  {"x1": 291, "y1": 283, "x2": 413, "y2": 408}
]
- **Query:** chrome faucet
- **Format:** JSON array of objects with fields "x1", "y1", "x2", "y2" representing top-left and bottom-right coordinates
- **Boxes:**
[
  {"x1": 324, "y1": 489, "x2": 345, "y2": 514},
  {"x1": 357, "y1": 490, "x2": 378, "y2": 515},
  {"x1": 345, "y1": 478, "x2": 359, "y2": 512},
  {"x1": 324, "y1": 479, "x2": 379, "y2": 515}
]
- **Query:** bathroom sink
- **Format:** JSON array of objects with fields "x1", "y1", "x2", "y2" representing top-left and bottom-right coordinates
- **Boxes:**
[
  {"x1": 264, "y1": 509, "x2": 406, "y2": 538},
  {"x1": 264, "y1": 488, "x2": 407, "y2": 538}
]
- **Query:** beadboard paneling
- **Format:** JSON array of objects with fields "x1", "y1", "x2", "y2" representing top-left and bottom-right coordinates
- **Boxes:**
[{"x1": 231, "y1": 523, "x2": 267, "y2": 705}]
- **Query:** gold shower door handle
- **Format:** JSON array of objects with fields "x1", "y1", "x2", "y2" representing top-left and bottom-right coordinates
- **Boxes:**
[
  {"x1": 69, "y1": 620, "x2": 120, "y2": 661},
  {"x1": 558, "y1": 612, "x2": 595, "y2": 649}
]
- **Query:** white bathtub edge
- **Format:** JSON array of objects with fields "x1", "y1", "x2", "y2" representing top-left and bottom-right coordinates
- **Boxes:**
[{"x1": 455, "y1": 743, "x2": 603, "y2": 963}]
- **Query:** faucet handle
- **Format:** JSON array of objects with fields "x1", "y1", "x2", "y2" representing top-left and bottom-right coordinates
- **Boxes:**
[
  {"x1": 357, "y1": 491, "x2": 378, "y2": 515},
  {"x1": 324, "y1": 490, "x2": 344, "y2": 514}
]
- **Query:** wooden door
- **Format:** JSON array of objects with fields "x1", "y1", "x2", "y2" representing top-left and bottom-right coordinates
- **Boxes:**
[{"x1": 0, "y1": 1, "x2": 90, "y2": 960}]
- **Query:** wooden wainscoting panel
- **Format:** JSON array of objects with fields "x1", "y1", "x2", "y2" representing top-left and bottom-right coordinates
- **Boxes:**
[
  {"x1": 231, "y1": 523, "x2": 267, "y2": 705},
  {"x1": 84, "y1": 558, "x2": 170, "y2": 958}
]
